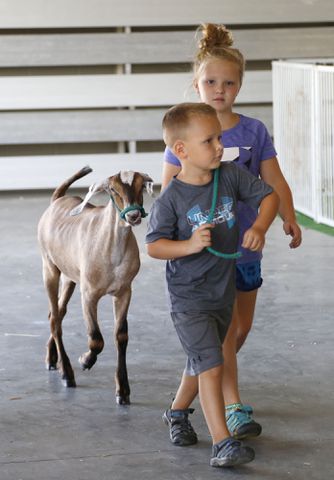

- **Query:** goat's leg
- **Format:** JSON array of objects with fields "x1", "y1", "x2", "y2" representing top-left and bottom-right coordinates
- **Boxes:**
[
  {"x1": 79, "y1": 290, "x2": 104, "y2": 370},
  {"x1": 46, "y1": 311, "x2": 58, "y2": 370},
  {"x1": 43, "y1": 261, "x2": 76, "y2": 387},
  {"x1": 113, "y1": 288, "x2": 131, "y2": 405},
  {"x1": 46, "y1": 276, "x2": 76, "y2": 370}
]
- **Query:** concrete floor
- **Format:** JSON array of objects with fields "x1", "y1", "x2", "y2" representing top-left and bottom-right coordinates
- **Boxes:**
[{"x1": 0, "y1": 189, "x2": 333, "y2": 480}]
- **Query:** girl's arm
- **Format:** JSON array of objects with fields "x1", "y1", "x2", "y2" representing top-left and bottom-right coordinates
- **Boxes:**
[
  {"x1": 146, "y1": 224, "x2": 214, "y2": 260},
  {"x1": 161, "y1": 162, "x2": 181, "y2": 190},
  {"x1": 260, "y1": 157, "x2": 302, "y2": 248}
]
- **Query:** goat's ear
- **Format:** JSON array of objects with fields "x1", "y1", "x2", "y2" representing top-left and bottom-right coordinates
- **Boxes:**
[
  {"x1": 69, "y1": 180, "x2": 108, "y2": 216},
  {"x1": 140, "y1": 173, "x2": 154, "y2": 197}
]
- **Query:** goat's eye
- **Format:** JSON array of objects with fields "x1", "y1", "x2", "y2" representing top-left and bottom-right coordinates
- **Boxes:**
[{"x1": 111, "y1": 188, "x2": 120, "y2": 196}]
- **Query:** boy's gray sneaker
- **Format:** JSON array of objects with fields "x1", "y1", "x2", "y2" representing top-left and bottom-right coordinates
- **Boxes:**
[
  {"x1": 162, "y1": 408, "x2": 198, "y2": 446},
  {"x1": 210, "y1": 437, "x2": 255, "y2": 467}
]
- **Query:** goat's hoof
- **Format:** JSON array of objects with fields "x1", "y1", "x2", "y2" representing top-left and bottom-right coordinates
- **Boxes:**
[
  {"x1": 78, "y1": 357, "x2": 91, "y2": 370},
  {"x1": 46, "y1": 362, "x2": 57, "y2": 371},
  {"x1": 116, "y1": 394, "x2": 130, "y2": 405},
  {"x1": 62, "y1": 377, "x2": 76, "y2": 388},
  {"x1": 78, "y1": 354, "x2": 96, "y2": 370}
]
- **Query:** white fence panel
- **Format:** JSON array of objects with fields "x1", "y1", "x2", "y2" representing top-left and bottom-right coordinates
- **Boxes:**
[
  {"x1": 273, "y1": 61, "x2": 334, "y2": 227},
  {"x1": 317, "y1": 67, "x2": 334, "y2": 225}
]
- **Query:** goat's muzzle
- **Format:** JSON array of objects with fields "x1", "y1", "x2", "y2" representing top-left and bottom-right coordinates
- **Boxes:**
[
  {"x1": 120, "y1": 204, "x2": 148, "y2": 226},
  {"x1": 123, "y1": 209, "x2": 144, "y2": 226}
]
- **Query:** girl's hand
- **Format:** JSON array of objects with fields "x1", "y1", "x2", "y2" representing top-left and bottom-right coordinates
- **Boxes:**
[
  {"x1": 283, "y1": 221, "x2": 302, "y2": 249},
  {"x1": 188, "y1": 223, "x2": 214, "y2": 254},
  {"x1": 242, "y1": 226, "x2": 265, "y2": 252}
]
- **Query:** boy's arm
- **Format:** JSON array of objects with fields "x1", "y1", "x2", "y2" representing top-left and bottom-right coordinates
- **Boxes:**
[
  {"x1": 146, "y1": 224, "x2": 214, "y2": 260},
  {"x1": 242, "y1": 191, "x2": 279, "y2": 251},
  {"x1": 260, "y1": 157, "x2": 302, "y2": 248}
]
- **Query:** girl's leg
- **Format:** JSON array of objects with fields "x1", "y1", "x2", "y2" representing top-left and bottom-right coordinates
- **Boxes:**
[
  {"x1": 222, "y1": 294, "x2": 262, "y2": 440},
  {"x1": 235, "y1": 289, "x2": 258, "y2": 352},
  {"x1": 198, "y1": 364, "x2": 230, "y2": 443}
]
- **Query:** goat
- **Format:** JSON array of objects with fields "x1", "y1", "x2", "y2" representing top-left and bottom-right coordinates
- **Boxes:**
[{"x1": 37, "y1": 166, "x2": 153, "y2": 404}]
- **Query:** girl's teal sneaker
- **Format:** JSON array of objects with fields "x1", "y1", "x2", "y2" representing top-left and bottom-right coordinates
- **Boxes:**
[{"x1": 225, "y1": 403, "x2": 262, "y2": 440}]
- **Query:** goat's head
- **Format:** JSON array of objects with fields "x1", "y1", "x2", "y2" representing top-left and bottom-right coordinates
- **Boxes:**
[{"x1": 70, "y1": 171, "x2": 154, "y2": 226}]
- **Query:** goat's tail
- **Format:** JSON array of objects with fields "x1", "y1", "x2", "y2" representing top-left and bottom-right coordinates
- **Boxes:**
[{"x1": 51, "y1": 166, "x2": 93, "y2": 203}]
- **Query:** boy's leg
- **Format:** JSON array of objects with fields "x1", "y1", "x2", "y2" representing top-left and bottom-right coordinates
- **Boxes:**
[
  {"x1": 163, "y1": 372, "x2": 198, "y2": 446},
  {"x1": 172, "y1": 372, "x2": 198, "y2": 410},
  {"x1": 198, "y1": 365, "x2": 254, "y2": 467},
  {"x1": 198, "y1": 364, "x2": 229, "y2": 443},
  {"x1": 168, "y1": 307, "x2": 249, "y2": 415},
  {"x1": 235, "y1": 289, "x2": 258, "y2": 352}
]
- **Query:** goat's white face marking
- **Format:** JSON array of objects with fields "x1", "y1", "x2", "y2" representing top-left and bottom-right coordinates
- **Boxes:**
[{"x1": 120, "y1": 171, "x2": 135, "y2": 186}]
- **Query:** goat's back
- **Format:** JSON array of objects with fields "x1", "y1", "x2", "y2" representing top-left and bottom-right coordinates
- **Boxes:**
[{"x1": 38, "y1": 195, "x2": 99, "y2": 275}]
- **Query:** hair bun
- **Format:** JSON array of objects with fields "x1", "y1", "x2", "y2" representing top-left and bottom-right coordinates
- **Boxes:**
[{"x1": 198, "y1": 23, "x2": 234, "y2": 53}]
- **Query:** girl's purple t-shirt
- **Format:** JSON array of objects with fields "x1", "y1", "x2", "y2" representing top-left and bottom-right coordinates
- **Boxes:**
[{"x1": 164, "y1": 114, "x2": 277, "y2": 264}]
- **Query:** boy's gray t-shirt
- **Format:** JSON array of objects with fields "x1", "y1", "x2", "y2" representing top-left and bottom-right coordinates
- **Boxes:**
[{"x1": 146, "y1": 162, "x2": 273, "y2": 313}]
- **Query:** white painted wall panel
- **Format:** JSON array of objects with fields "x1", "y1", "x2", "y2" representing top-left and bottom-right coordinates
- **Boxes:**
[
  {"x1": 0, "y1": 0, "x2": 332, "y2": 190},
  {"x1": 1, "y1": 28, "x2": 334, "y2": 67},
  {"x1": 0, "y1": 153, "x2": 164, "y2": 190},
  {"x1": 0, "y1": 71, "x2": 272, "y2": 110},
  {"x1": 0, "y1": 0, "x2": 333, "y2": 28},
  {"x1": 0, "y1": 105, "x2": 273, "y2": 144}
]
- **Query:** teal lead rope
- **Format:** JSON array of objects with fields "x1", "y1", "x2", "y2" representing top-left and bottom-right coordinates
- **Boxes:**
[
  {"x1": 206, "y1": 167, "x2": 242, "y2": 260},
  {"x1": 119, "y1": 204, "x2": 147, "y2": 220},
  {"x1": 110, "y1": 194, "x2": 148, "y2": 220}
]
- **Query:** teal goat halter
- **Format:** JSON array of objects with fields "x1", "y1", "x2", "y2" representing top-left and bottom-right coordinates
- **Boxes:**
[
  {"x1": 206, "y1": 167, "x2": 242, "y2": 260},
  {"x1": 110, "y1": 194, "x2": 148, "y2": 220}
]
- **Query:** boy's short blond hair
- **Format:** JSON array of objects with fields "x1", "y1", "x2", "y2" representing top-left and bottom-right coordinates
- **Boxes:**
[{"x1": 162, "y1": 102, "x2": 217, "y2": 148}]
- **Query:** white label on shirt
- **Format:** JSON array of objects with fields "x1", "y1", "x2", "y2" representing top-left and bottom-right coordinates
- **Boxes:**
[{"x1": 222, "y1": 147, "x2": 252, "y2": 162}]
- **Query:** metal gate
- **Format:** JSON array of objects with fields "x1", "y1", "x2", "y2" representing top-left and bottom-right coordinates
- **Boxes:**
[{"x1": 272, "y1": 61, "x2": 334, "y2": 227}]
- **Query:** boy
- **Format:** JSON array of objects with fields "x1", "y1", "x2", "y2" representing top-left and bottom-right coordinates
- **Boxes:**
[{"x1": 145, "y1": 103, "x2": 279, "y2": 467}]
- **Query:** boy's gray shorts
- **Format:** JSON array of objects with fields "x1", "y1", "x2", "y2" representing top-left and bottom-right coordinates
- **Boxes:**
[{"x1": 171, "y1": 307, "x2": 233, "y2": 376}]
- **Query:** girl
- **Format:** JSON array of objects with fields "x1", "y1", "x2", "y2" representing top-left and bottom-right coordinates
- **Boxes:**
[{"x1": 161, "y1": 23, "x2": 302, "y2": 442}]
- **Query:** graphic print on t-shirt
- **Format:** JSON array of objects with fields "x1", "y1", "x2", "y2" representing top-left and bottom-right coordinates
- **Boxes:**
[
  {"x1": 187, "y1": 196, "x2": 235, "y2": 232},
  {"x1": 223, "y1": 146, "x2": 251, "y2": 162},
  {"x1": 223, "y1": 146, "x2": 252, "y2": 171}
]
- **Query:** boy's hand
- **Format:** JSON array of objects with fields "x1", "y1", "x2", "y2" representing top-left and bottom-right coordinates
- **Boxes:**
[
  {"x1": 242, "y1": 226, "x2": 265, "y2": 252},
  {"x1": 188, "y1": 223, "x2": 214, "y2": 254},
  {"x1": 283, "y1": 220, "x2": 302, "y2": 249}
]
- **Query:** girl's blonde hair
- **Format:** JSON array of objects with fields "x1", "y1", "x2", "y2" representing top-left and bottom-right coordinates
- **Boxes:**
[{"x1": 194, "y1": 23, "x2": 245, "y2": 85}]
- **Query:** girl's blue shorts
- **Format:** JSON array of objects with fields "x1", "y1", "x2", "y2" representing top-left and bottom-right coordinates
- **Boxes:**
[{"x1": 236, "y1": 260, "x2": 263, "y2": 292}]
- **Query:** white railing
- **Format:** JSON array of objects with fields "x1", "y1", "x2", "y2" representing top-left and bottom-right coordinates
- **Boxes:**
[{"x1": 273, "y1": 60, "x2": 334, "y2": 227}]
